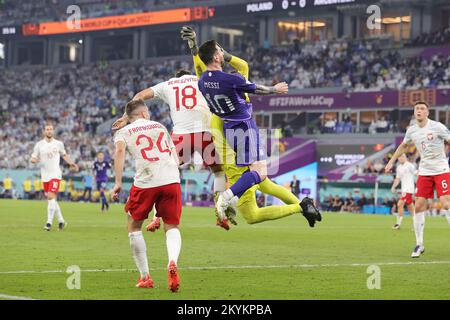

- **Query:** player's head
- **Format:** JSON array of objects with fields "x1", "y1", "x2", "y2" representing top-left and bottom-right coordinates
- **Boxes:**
[
  {"x1": 97, "y1": 152, "x2": 104, "y2": 162},
  {"x1": 198, "y1": 40, "x2": 225, "y2": 68},
  {"x1": 175, "y1": 69, "x2": 191, "y2": 78},
  {"x1": 413, "y1": 101, "x2": 429, "y2": 121},
  {"x1": 399, "y1": 153, "x2": 408, "y2": 164},
  {"x1": 43, "y1": 122, "x2": 54, "y2": 139},
  {"x1": 125, "y1": 99, "x2": 150, "y2": 122}
]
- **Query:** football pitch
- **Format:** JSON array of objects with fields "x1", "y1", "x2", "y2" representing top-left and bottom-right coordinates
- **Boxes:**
[{"x1": 0, "y1": 199, "x2": 449, "y2": 300}]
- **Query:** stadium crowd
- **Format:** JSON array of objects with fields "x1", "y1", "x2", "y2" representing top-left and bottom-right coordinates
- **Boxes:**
[
  {"x1": 245, "y1": 40, "x2": 450, "y2": 91},
  {"x1": 0, "y1": 59, "x2": 190, "y2": 170},
  {"x1": 1, "y1": 38, "x2": 450, "y2": 169}
]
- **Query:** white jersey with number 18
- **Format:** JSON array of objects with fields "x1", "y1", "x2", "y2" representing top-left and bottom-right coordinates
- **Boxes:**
[
  {"x1": 151, "y1": 74, "x2": 211, "y2": 134},
  {"x1": 403, "y1": 119, "x2": 450, "y2": 176},
  {"x1": 114, "y1": 119, "x2": 180, "y2": 189}
]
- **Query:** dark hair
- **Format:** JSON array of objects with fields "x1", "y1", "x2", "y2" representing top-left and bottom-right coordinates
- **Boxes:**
[
  {"x1": 175, "y1": 69, "x2": 191, "y2": 78},
  {"x1": 44, "y1": 121, "x2": 54, "y2": 128},
  {"x1": 126, "y1": 99, "x2": 147, "y2": 118},
  {"x1": 413, "y1": 101, "x2": 429, "y2": 109},
  {"x1": 198, "y1": 40, "x2": 219, "y2": 65}
]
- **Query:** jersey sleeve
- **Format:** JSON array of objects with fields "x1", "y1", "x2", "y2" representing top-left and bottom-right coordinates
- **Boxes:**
[
  {"x1": 31, "y1": 143, "x2": 39, "y2": 159},
  {"x1": 193, "y1": 54, "x2": 206, "y2": 79},
  {"x1": 403, "y1": 127, "x2": 413, "y2": 145},
  {"x1": 438, "y1": 122, "x2": 450, "y2": 141},
  {"x1": 395, "y1": 166, "x2": 401, "y2": 179},
  {"x1": 150, "y1": 81, "x2": 167, "y2": 102},
  {"x1": 59, "y1": 141, "x2": 67, "y2": 156},
  {"x1": 230, "y1": 74, "x2": 257, "y2": 94},
  {"x1": 228, "y1": 55, "x2": 249, "y2": 80},
  {"x1": 114, "y1": 130, "x2": 126, "y2": 145}
]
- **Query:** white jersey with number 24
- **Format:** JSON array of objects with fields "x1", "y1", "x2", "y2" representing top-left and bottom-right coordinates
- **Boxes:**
[{"x1": 114, "y1": 119, "x2": 180, "y2": 189}]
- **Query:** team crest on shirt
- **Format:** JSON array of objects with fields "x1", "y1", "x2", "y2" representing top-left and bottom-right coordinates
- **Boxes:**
[{"x1": 427, "y1": 133, "x2": 433, "y2": 140}]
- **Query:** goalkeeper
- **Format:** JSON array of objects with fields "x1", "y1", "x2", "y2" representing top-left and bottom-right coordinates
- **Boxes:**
[{"x1": 180, "y1": 26, "x2": 321, "y2": 228}]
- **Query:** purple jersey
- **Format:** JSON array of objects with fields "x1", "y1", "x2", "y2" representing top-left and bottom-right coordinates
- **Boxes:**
[
  {"x1": 93, "y1": 160, "x2": 110, "y2": 182},
  {"x1": 198, "y1": 70, "x2": 257, "y2": 121}
]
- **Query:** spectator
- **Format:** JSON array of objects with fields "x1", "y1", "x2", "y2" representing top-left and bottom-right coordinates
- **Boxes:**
[
  {"x1": 23, "y1": 176, "x2": 32, "y2": 200},
  {"x1": 82, "y1": 173, "x2": 93, "y2": 202},
  {"x1": 342, "y1": 192, "x2": 355, "y2": 212},
  {"x1": 376, "y1": 116, "x2": 389, "y2": 133},
  {"x1": 3, "y1": 174, "x2": 13, "y2": 199},
  {"x1": 331, "y1": 195, "x2": 343, "y2": 212},
  {"x1": 290, "y1": 175, "x2": 300, "y2": 197},
  {"x1": 33, "y1": 176, "x2": 42, "y2": 200}
]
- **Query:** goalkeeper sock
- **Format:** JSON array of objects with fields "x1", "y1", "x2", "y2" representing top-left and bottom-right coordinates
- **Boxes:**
[
  {"x1": 258, "y1": 178, "x2": 300, "y2": 205},
  {"x1": 229, "y1": 171, "x2": 261, "y2": 198},
  {"x1": 242, "y1": 203, "x2": 300, "y2": 224},
  {"x1": 129, "y1": 231, "x2": 149, "y2": 279}
]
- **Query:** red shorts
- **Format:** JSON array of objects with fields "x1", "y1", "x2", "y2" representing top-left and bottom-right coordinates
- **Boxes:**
[
  {"x1": 416, "y1": 172, "x2": 450, "y2": 198},
  {"x1": 125, "y1": 183, "x2": 182, "y2": 225},
  {"x1": 171, "y1": 132, "x2": 217, "y2": 167},
  {"x1": 399, "y1": 193, "x2": 413, "y2": 205},
  {"x1": 43, "y1": 179, "x2": 60, "y2": 194}
]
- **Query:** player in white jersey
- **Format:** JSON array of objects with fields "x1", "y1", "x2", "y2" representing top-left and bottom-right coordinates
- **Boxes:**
[
  {"x1": 385, "y1": 101, "x2": 450, "y2": 257},
  {"x1": 31, "y1": 123, "x2": 78, "y2": 231},
  {"x1": 112, "y1": 100, "x2": 182, "y2": 292},
  {"x1": 112, "y1": 70, "x2": 230, "y2": 230},
  {"x1": 390, "y1": 154, "x2": 416, "y2": 230}
]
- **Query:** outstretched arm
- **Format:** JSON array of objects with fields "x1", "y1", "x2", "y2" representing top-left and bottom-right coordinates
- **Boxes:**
[
  {"x1": 62, "y1": 154, "x2": 79, "y2": 172},
  {"x1": 112, "y1": 141, "x2": 126, "y2": 200},
  {"x1": 254, "y1": 82, "x2": 289, "y2": 95},
  {"x1": 385, "y1": 143, "x2": 409, "y2": 173}
]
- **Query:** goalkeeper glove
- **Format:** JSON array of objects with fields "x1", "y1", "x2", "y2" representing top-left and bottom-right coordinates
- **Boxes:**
[{"x1": 180, "y1": 26, "x2": 198, "y2": 55}]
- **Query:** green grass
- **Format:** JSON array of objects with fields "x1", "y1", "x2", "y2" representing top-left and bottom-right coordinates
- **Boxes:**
[{"x1": 0, "y1": 199, "x2": 449, "y2": 300}]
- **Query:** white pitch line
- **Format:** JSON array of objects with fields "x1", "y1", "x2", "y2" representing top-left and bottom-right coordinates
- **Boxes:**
[
  {"x1": 0, "y1": 293, "x2": 37, "y2": 300},
  {"x1": 0, "y1": 260, "x2": 449, "y2": 275}
]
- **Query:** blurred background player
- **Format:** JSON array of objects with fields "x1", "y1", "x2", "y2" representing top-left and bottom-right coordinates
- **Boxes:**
[
  {"x1": 385, "y1": 101, "x2": 450, "y2": 258},
  {"x1": 31, "y1": 123, "x2": 79, "y2": 231},
  {"x1": 112, "y1": 69, "x2": 229, "y2": 229},
  {"x1": 112, "y1": 100, "x2": 182, "y2": 292},
  {"x1": 390, "y1": 154, "x2": 416, "y2": 230},
  {"x1": 93, "y1": 151, "x2": 111, "y2": 212},
  {"x1": 196, "y1": 39, "x2": 289, "y2": 219}
]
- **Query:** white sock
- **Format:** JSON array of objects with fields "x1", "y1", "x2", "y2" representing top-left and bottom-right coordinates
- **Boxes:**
[
  {"x1": 54, "y1": 201, "x2": 64, "y2": 223},
  {"x1": 396, "y1": 215, "x2": 403, "y2": 226},
  {"x1": 442, "y1": 209, "x2": 450, "y2": 225},
  {"x1": 166, "y1": 228, "x2": 181, "y2": 266},
  {"x1": 432, "y1": 208, "x2": 437, "y2": 216},
  {"x1": 222, "y1": 189, "x2": 234, "y2": 201},
  {"x1": 213, "y1": 171, "x2": 226, "y2": 193},
  {"x1": 129, "y1": 231, "x2": 149, "y2": 278},
  {"x1": 413, "y1": 212, "x2": 425, "y2": 246},
  {"x1": 47, "y1": 199, "x2": 56, "y2": 225},
  {"x1": 152, "y1": 206, "x2": 158, "y2": 220}
]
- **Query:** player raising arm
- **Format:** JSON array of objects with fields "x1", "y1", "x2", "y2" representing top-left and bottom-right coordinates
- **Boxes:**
[
  {"x1": 385, "y1": 101, "x2": 450, "y2": 257},
  {"x1": 31, "y1": 123, "x2": 78, "y2": 231},
  {"x1": 181, "y1": 26, "x2": 321, "y2": 228},
  {"x1": 112, "y1": 68, "x2": 230, "y2": 230},
  {"x1": 112, "y1": 100, "x2": 182, "y2": 292}
]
